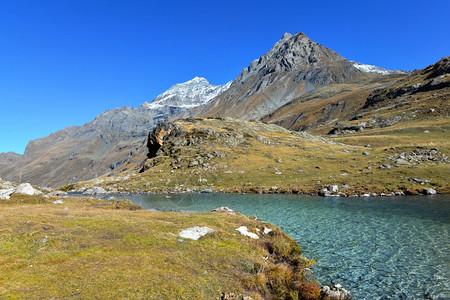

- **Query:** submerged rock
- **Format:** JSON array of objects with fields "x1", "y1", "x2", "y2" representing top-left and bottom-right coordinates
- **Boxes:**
[
  {"x1": 319, "y1": 284, "x2": 352, "y2": 300},
  {"x1": 178, "y1": 226, "x2": 216, "y2": 241}
]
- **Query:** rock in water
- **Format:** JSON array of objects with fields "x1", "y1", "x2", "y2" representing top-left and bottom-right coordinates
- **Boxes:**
[
  {"x1": 13, "y1": 183, "x2": 39, "y2": 195},
  {"x1": 319, "y1": 284, "x2": 352, "y2": 299},
  {"x1": 178, "y1": 226, "x2": 216, "y2": 240}
]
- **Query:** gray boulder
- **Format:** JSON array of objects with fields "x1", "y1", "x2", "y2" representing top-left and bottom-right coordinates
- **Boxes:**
[
  {"x1": 83, "y1": 186, "x2": 107, "y2": 195},
  {"x1": 13, "y1": 183, "x2": 41, "y2": 195},
  {"x1": 319, "y1": 185, "x2": 339, "y2": 196},
  {"x1": 422, "y1": 188, "x2": 437, "y2": 195}
]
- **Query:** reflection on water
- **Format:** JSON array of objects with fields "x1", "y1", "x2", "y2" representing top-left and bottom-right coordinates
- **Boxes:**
[{"x1": 100, "y1": 193, "x2": 450, "y2": 299}]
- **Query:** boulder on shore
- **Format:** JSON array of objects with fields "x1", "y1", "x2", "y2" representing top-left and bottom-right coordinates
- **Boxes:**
[
  {"x1": 83, "y1": 186, "x2": 107, "y2": 195},
  {"x1": 13, "y1": 183, "x2": 41, "y2": 196},
  {"x1": 212, "y1": 207, "x2": 234, "y2": 213},
  {"x1": 422, "y1": 188, "x2": 437, "y2": 195}
]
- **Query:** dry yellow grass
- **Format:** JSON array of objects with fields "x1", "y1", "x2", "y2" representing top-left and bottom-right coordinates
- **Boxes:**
[{"x1": 0, "y1": 194, "x2": 317, "y2": 299}]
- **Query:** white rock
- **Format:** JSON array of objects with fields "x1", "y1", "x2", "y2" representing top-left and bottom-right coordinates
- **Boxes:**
[
  {"x1": 0, "y1": 189, "x2": 14, "y2": 199},
  {"x1": 53, "y1": 200, "x2": 64, "y2": 204},
  {"x1": 263, "y1": 227, "x2": 273, "y2": 235},
  {"x1": 423, "y1": 188, "x2": 437, "y2": 195},
  {"x1": 236, "y1": 226, "x2": 259, "y2": 239},
  {"x1": 211, "y1": 206, "x2": 234, "y2": 213},
  {"x1": 178, "y1": 226, "x2": 216, "y2": 241},
  {"x1": 14, "y1": 183, "x2": 38, "y2": 195},
  {"x1": 326, "y1": 185, "x2": 339, "y2": 192}
]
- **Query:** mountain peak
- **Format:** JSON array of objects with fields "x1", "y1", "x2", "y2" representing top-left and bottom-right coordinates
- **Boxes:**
[
  {"x1": 280, "y1": 32, "x2": 293, "y2": 40},
  {"x1": 185, "y1": 76, "x2": 209, "y2": 84},
  {"x1": 142, "y1": 77, "x2": 231, "y2": 110},
  {"x1": 237, "y1": 31, "x2": 349, "y2": 84}
]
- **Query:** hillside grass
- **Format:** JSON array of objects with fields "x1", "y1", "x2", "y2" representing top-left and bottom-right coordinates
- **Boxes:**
[
  {"x1": 0, "y1": 194, "x2": 318, "y2": 299},
  {"x1": 73, "y1": 118, "x2": 449, "y2": 196}
]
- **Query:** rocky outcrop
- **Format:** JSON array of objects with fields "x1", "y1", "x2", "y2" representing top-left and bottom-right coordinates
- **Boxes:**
[
  {"x1": 388, "y1": 148, "x2": 449, "y2": 165},
  {"x1": 146, "y1": 121, "x2": 184, "y2": 158}
]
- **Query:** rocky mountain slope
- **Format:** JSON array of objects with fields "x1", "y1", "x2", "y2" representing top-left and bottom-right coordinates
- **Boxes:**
[
  {"x1": 182, "y1": 32, "x2": 379, "y2": 121},
  {"x1": 261, "y1": 57, "x2": 449, "y2": 135},
  {"x1": 0, "y1": 78, "x2": 230, "y2": 187}
]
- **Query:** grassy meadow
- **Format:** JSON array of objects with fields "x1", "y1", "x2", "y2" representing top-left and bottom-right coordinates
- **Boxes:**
[{"x1": 0, "y1": 194, "x2": 318, "y2": 299}]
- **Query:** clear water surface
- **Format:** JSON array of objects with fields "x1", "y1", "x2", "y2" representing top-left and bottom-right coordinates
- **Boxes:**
[{"x1": 100, "y1": 193, "x2": 449, "y2": 299}]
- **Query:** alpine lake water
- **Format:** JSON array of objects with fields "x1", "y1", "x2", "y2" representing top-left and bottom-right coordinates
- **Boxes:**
[{"x1": 97, "y1": 192, "x2": 449, "y2": 299}]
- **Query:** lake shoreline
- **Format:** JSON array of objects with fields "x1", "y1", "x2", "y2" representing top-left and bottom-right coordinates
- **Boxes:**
[{"x1": 71, "y1": 184, "x2": 444, "y2": 199}]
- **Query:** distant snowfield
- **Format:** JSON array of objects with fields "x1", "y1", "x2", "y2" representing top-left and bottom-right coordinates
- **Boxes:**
[{"x1": 351, "y1": 61, "x2": 406, "y2": 75}]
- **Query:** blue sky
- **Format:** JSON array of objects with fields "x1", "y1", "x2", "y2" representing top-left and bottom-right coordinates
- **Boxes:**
[{"x1": 1, "y1": 0, "x2": 449, "y2": 154}]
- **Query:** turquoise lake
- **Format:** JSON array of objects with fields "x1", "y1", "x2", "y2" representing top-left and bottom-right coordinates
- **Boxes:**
[{"x1": 102, "y1": 193, "x2": 449, "y2": 299}]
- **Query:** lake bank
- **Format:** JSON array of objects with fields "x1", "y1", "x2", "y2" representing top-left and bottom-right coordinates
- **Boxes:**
[
  {"x1": 99, "y1": 192, "x2": 450, "y2": 299},
  {"x1": 0, "y1": 194, "x2": 326, "y2": 299}
]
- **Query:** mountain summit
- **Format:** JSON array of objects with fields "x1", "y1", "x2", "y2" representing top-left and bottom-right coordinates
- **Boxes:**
[{"x1": 185, "y1": 32, "x2": 369, "y2": 120}]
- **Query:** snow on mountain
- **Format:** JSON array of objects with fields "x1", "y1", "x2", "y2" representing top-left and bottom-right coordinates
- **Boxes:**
[
  {"x1": 351, "y1": 61, "x2": 406, "y2": 75},
  {"x1": 142, "y1": 77, "x2": 232, "y2": 109}
]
